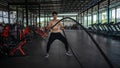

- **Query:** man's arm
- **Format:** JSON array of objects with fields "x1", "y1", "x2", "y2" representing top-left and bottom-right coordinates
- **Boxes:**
[
  {"x1": 46, "y1": 21, "x2": 52, "y2": 30},
  {"x1": 59, "y1": 22, "x2": 64, "y2": 30}
]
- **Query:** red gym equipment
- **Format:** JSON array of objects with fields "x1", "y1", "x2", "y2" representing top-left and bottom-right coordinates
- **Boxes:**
[
  {"x1": 9, "y1": 26, "x2": 30, "y2": 56},
  {"x1": 0, "y1": 26, "x2": 30, "y2": 56},
  {"x1": 35, "y1": 27, "x2": 48, "y2": 38}
]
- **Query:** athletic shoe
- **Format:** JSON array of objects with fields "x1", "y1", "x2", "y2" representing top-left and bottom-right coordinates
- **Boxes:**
[
  {"x1": 65, "y1": 51, "x2": 72, "y2": 56},
  {"x1": 45, "y1": 54, "x2": 49, "y2": 58}
]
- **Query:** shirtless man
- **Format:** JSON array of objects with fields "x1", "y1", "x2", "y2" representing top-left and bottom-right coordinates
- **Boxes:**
[{"x1": 45, "y1": 11, "x2": 71, "y2": 58}]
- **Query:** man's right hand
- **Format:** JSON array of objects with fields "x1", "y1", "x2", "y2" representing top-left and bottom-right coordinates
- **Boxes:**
[{"x1": 46, "y1": 26, "x2": 50, "y2": 30}]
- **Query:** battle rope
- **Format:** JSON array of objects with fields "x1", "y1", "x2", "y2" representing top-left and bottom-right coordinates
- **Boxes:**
[{"x1": 48, "y1": 17, "x2": 114, "y2": 68}]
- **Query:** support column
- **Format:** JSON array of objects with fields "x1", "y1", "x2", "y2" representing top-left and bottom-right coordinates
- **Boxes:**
[
  {"x1": 39, "y1": 5, "x2": 41, "y2": 27},
  {"x1": 91, "y1": 7, "x2": 93, "y2": 25},
  {"x1": 16, "y1": 6, "x2": 18, "y2": 23},
  {"x1": 115, "y1": 7, "x2": 117, "y2": 23},
  {"x1": 47, "y1": 14, "x2": 48, "y2": 25},
  {"x1": 36, "y1": 15, "x2": 37, "y2": 27},
  {"x1": 87, "y1": 10, "x2": 88, "y2": 27},
  {"x1": 107, "y1": 0, "x2": 110, "y2": 23},
  {"x1": 25, "y1": 0, "x2": 28, "y2": 26},
  {"x1": 81, "y1": 13, "x2": 82, "y2": 24},
  {"x1": 8, "y1": 5, "x2": 10, "y2": 24},
  {"x1": 44, "y1": 11, "x2": 45, "y2": 27},
  {"x1": 22, "y1": 9, "x2": 24, "y2": 26},
  {"x1": 33, "y1": 14, "x2": 34, "y2": 25},
  {"x1": 16, "y1": 6, "x2": 19, "y2": 40},
  {"x1": 83, "y1": 12, "x2": 84, "y2": 26},
  {"x1": 2, "y1": 10, "x2": 4, "y2": 24},
  {"x1": 30, "y1": 12, "x2": 32, "y2": 26},
  {"x1": 98, "y1": 2, "x2": 100, "y2": 23}
]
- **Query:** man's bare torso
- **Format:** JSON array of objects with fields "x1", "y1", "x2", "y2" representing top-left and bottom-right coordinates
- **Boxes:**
[{"x1": 50, "y1": 20, "x2": 61, "y2": 33}]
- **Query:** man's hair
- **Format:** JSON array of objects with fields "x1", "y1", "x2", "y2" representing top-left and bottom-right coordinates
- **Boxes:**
[{"x1": 52, "y1": 11, "x2": 58, "y2": 15}]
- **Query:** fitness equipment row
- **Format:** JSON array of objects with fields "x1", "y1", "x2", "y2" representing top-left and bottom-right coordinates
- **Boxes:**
[
  {"x1": 89, "y1": 22, "x2": 120, "y2": 37},
  {"x1": 0, "y1": 23, "x2": 32, "y2": 56}
]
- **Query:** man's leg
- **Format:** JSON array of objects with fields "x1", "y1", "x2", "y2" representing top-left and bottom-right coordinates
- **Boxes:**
[
  {"x1": 45, "y1": 33, "x2": 56, "y2": 57},
  {"x1": 57, "y1": 33, "x2": 72, "y2": 56},
  {"x1": 57, "y1": 33, "x2": 69, "y2": 52}
]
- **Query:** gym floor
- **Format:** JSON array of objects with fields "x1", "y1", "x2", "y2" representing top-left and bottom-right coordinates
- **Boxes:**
[{"x1": 0, "y1": 30, "x2": 120, "y2": 68}]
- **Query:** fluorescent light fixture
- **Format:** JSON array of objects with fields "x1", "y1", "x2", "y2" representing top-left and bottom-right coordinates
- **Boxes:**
[{"x1": 58, "y1": 13, "x2": 78, "y2": 16}]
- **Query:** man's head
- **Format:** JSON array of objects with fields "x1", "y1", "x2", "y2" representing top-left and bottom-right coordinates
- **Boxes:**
[{"x1": 52, "y1": 11, "x2": 58, "y2": 20}]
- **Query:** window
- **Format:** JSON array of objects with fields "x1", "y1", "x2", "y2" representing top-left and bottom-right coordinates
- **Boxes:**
[
  {"x1": 99, "y1": 12, "x2": 102, "y2": 23},
  {"x1": 116, "y1": 7, "x2": 120, "y2": 22},
  {"x1": 3, "y1": 11, "x2": 8, "y2": 17},
  {"x1": 88, "y1": 9, "x2": 92, "y2": 26},
  {"x1": 79, "y1": 14, "x2": 82, "y2": 24},
  {"x1": 101, "y1": 11, "x2": 107, "y2": 23},
  {"x1": 84, "y1": 16, "x2": 87, "y2": 27},
  {"x1": 0, "y1": 11, "x2": 3, "y2": 23},
  {"x1": 83, "y1": 11, "x2": 88, "y2": 27},
  {"x1": 111, "y1": 8, "x2": 115, "y2": 23},
  {"x1": 39, "y1": 17, "x2": 45, "y2": 27},
  {"x1": 4, "y1": 18, "x2": 8, "y2": 23},
  {"x1": 88, "y1": 15, "x2": 92, "y2": 26},
  {"x1": 81, "y1": 13, "x2": 84, "y2": 25},
  {"x1": 0, "y1": 11, "x2": 2, "y2": 16},
  {"x1": 93, "y1": 14, "x2": 97, "y2": 24},
  {"x1": 0, "y1": 17, "x2": 2, "y2": 22},
  {"x1": 70, "y1": 17, "x2": 76, "y2": 20}
]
